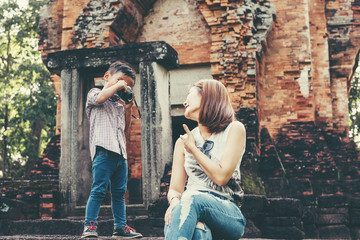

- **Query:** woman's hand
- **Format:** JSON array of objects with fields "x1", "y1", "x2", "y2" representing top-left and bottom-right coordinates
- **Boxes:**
[
  {"x1": 180, "y1": 124, "x2": 196, "y2": 154},
  {"x1": 164, "y1": 198, "x2": 180, "y2": 225}
]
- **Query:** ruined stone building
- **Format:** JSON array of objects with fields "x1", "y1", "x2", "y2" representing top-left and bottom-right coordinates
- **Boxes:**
[{"x1": 31, "y1": 0, "x2": 360, "y2": 238}]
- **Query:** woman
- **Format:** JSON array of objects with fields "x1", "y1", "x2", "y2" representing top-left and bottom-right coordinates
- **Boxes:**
[{"x1": 164, "y1": 79, "x2": 246, "y2": 240}]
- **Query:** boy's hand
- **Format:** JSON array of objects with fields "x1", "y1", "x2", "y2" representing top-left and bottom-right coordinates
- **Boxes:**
[
  {"x1": 124, "y1": 98, "x2": 134, "y2": 110},
  {"x1": 115, "y1": 80, "x2": 127, "y2": 91}
]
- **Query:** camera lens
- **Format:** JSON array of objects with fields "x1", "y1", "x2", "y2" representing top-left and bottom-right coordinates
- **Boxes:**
[{"x1": 116, "y1": 86, "x2": 133, "y2": 104}]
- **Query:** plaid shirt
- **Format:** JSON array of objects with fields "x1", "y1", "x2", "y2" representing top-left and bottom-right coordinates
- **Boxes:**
[{"x1": 86, "y1": 88, "x2": 127, "y2": 160}]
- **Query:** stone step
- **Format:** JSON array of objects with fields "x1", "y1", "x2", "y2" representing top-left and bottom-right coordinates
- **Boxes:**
[
  {"x1": 71, "y1": 204, "x2": 148, "y2": 217},
  {"x1": 0, "y1": 236, "x2": 163, "y2": 240},
  {"x1": 0, "y1": 216, "x2": 164, "y2": 238},
  {"x1": 0, "y1": 236, "x2": 276, "y2": 240},
  {"x1": 0, "y1": 218, "x2": 284, "y2": 239}
]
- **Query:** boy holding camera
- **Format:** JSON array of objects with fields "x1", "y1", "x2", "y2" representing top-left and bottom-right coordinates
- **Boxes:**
[{"x1": 82, "y1": 61, "x2": 142, "y2": 238}]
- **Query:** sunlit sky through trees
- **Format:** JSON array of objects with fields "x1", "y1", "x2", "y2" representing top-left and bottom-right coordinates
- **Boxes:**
[{"x1": 0, "y1": 0, "x2": 28, "y2": 9}]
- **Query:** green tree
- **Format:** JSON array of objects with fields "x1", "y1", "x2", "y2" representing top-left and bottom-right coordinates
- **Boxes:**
[
  {"x1": 349, "y1": 69, "x2": 360, "y2": 147},
  {"x1": 0, "y1": 0, "x2": 57, "y2": 178}
]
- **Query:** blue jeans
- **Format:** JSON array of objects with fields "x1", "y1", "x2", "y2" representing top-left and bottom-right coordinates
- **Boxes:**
[
  {"x1": 164, "y1": 220, "x2": 213, "y2": 240},
  {"x1": 85, "y1": 146, "x2": 128, "y2": 229},
  {"x1": 164, "y1": 190, "x2": 246, "y2": 240}
]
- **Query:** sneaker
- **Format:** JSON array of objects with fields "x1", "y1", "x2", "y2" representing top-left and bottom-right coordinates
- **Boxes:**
[
  {"x1": 81, "y1": 221, "x2": 98, "y2": 238},
  {"x1": 112, "y1": 225, "x2": 143, "y2": 238}
]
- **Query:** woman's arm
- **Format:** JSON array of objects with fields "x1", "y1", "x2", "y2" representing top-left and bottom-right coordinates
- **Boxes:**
[
  {"x1": 164, "y1": 137, "x2": 187, "y2": 225},
  {"x1": 182, "y1": 121, "x2": 246, "y2": 186},
  {"x1": 168, "y1": 138, "x2": 187, "y2": 199}
]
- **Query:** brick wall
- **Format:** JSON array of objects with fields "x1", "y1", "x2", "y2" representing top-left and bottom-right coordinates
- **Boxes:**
[
  {"x1": 196, "y1": 0, "x2": 273, "y2": 110},
  {"x1": 259, "y1": 0, "x2": 315, "y2": 137},
  {"x1": 260, "y1": 122, "x2": 360, "y2": 198},
  {"x1": 325, "y1": 0, "x2": 360, "y2": 135},
  {"x1": 39, "y1": 0, "x2": 360, "y2": 136},
  {"x1": 136, "y1": 0, "x2": 211, "y2": 65},
  {"x1": 36, "y1": 0, "x2": 360, "y2": 225},
  {"x1": 126, "y1": 109, "x2": 142, "y2": 204},
  {"x1": 1, "y1": 135, "x2": 61, "y2": 220}
]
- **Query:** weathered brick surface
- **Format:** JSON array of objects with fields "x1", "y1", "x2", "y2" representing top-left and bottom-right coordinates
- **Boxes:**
[
  {"x1": 260, "y1": 121, "x2": 360, "y2": 199},
  {"x1": 197, "y1": 0, "x2": 274, "y2": 110},
  {"x1": 136, "y1": 0, "x2": 211, "y2": 65},
  {"x1": 309, "y1": 0, "x2": 333, "y2": 129},
  {"x1": 259, "y1": 0, "x2": 314, "y2": 137},
  {"x1": 126, "y1": 110, "x2": 142, "y2": 204},
  {"x1": 33, "y1": 0, "x2": 360, "y2": 237},
  {"x1": 38, "y1": 0, "x2": 360, "y2": 138},
  {"x1": 326, "y1": 0, "x2": 360, "y2": 135},
  {"x1": 1, "y1": 135, "x2": 61, "y2": 220}
]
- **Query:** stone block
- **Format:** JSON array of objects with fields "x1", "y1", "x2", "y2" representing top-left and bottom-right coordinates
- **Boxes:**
[
  {"x1": 0, "y1": 219, "x2": 10, "y2": 235},
  {"x1": 241, "y1": 194, "x2": 267, "y2": 219},
  {"x1": 262, "y1": 226, "x2": 305, "y2": 239},
  {"x1": 318, "y1": 194, "x2": 348, "y2": 208},
  {"x1": 302, "y1": 207, "x2": 316, "y2": 224},
  {"x1": 350, "y1": 209, "x2": 360, "y2": 226},
  {"x1": 318, "y1": 207, "x2": 348, "y2": 214},
  {"x1": 295, "y1": 194, "x2": 317, "y2": 206},
  {"x1": 318, "y1": 225, "x2": 351, "y2": 239},
  {"x1": 303, "y1": 224, "x2": 319, "y2": 239},
  {"x1": 350, "y1": 197, "x2": 360, "y2": 208},
  {"x1": 288, "y1": 178, "x2": 313, "y2": 196},
  {"x1": 0, "y1": 196, "x2": 37, "y2": 220},
  {"x1": 262, "y1": 177, "x2": 292, "y2": 196},
  {"x1": 351, "y1": 227, "x2": 360, "y2": 240},
  {"x1": 316, "y1": 213, "x2": 348, "y2": 225},
  {"x1": 263, "y1": 216, "x2": 301, "y2": 227},
  {"x1": 242, "y1": 219, "x2": 261, "y2": 238},
  {"x1": 148, "y1": 197, "x2": 168, "y2": 218},
  {"x1": 267, "y1": 198, "x2": 303, "y2": 217},
  {"x1": 342, "y1": 179, "x2": 360, "y2": 196}
]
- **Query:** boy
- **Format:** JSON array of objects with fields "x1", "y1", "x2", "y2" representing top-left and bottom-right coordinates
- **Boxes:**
[{"x1": 82, "y1": 61, "x2": 142, "y2": 238}]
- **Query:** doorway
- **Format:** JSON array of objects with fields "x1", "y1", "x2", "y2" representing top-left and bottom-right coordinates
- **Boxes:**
[{"x1": 171, "y1": 116, "x2": 197, "y2": 149}]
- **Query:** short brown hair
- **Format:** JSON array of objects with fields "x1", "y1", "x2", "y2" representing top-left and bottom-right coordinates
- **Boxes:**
[
  {"x1": 194, "y1": 79, "x2": 234, "y2": 133},
  {"x1": 108, "y1": 61, "x2": 136, "y2": 84}
]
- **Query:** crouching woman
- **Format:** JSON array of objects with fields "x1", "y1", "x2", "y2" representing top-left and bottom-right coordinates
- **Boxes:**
[{"x1": 164, "y1": 79, "x2": 246, "y2": 240}]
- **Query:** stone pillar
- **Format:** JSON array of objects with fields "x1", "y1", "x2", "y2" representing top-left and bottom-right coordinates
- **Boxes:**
[
  {"x1": 59, "y1": 68, "x2": 80, "y2": 215},
  {"x1": 140, "y1": 62, "x2": 173, "y2": 207}
]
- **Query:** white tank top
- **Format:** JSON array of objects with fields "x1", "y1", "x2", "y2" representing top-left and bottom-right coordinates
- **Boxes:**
[{"x1": 184, "y1": 121, "x2": 245, "y2": 206}]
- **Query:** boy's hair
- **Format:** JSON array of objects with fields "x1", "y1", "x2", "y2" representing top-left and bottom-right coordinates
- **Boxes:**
[{"x1": 108, "y1": 61, "x2": 136, "y2": 84}]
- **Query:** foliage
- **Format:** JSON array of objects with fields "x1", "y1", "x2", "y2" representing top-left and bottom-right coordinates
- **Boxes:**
[
  {"x1": 241, "y1": 169, "x2": 266, "y2": 195},
  {"x1": 0, "y1": 0, "x2": 57, "y2": 178},
  {"x1": 349, "y1": 69, "x2": 360, "y2": 147}
]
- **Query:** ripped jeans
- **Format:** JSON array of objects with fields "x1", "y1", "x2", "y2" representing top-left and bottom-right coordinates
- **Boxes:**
[{"x1": 164, "y1": 190, "x2": 246, "y2": 240}]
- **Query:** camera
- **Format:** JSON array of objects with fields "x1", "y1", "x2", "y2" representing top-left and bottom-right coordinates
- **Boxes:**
[
  {"x1": 111, "y1": 85, "x2": 141, "y2": 119},
  {"x1": 114, "y1": 86, "x2": 134, "y2": 104}
]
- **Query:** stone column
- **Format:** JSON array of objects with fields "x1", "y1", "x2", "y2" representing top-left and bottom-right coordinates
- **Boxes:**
[
  {"x1": 59, "y1": 68, "x2": 80, "y2": 215},
  {"x1": 140, "y1": 62, "x2": 173, "y2": 208}
]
